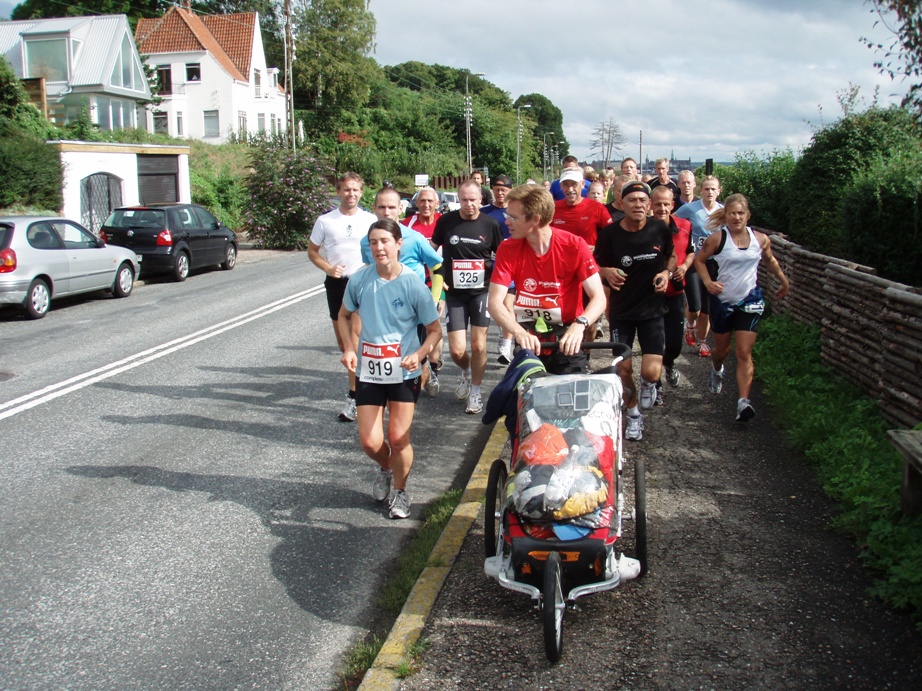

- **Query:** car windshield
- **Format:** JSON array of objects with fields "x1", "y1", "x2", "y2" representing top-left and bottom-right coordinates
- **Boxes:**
[
  {"x1": 0, "y1": 223, "x2": 11, "y2": 248},
  {"x1": 105, "y1": 209, "x2": 167, "y2": 229}
]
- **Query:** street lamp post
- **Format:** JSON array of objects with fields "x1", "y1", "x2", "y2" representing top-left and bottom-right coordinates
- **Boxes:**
[
  {"x1": 542, "y1": 131, "x2": 555, "y2": 182},
  {"x1": 516, "y1": 104, "x2": 532, "y2": 185},
  {"x1": 465, "y1": 71, "x2": 485, "y2": 175}
]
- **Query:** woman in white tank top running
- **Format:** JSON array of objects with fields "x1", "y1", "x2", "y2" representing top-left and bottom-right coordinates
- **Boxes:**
[{"x1": 693, "y1": 194, "x2": 789, "y2": 422}]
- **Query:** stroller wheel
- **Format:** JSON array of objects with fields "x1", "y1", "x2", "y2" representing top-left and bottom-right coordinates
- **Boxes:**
[
  {"x1": 635, "y1": 460, "x2": 648, "y2": 576},
  {"x1": 543, "y1": 551, "x2": 564, "y2": 663},
  {"x1": 484, "y1": 459, "x2": 507, "y2": 558}
]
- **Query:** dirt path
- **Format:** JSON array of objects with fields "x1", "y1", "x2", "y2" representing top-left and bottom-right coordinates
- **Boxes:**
[{"x1": 399, "y1": 346, "x2": 922, "y2": 690}]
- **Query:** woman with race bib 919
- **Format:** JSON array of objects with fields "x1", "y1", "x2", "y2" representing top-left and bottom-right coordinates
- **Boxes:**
[{"x1": 338, "y1": 219, "x2": 441, "y2": 519}]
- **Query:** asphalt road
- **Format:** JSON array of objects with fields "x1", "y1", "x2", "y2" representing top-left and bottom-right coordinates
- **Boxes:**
[{"x1": 0, "y1": 250, "x2": 496, "y2": 689}]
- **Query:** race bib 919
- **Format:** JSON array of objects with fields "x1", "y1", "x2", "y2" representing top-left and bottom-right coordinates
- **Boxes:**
[{"x1": 360, "y1": 342, "x2": 402, "y2": 383}]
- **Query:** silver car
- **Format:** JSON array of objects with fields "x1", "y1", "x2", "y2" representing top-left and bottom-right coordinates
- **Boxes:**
[{"x1": 0, "y1": 216, "x2": 139, "y2": 319}]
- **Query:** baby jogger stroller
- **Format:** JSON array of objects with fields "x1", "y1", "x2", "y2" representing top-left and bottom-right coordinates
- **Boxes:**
[{"x1": 482, "y1": 343, "x2": 647, "y2": 662}]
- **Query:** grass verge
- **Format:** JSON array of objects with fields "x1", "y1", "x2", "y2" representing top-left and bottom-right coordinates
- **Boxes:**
[
  {"x1": 755, "y1": 315, "x2": 922, "y2": 629},
  {"x1": 337, "y1": 487, "x2": 463, "y2": 689}
]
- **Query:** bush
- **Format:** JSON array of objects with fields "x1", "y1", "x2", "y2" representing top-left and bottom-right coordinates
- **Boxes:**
[
  {"x1": 0, "y1": 118, "x2": 63, "y2": 211},
  {"x1": 755, "y1": 316, "x2": 922, "y2": 628},
  {"x1": 712, "y1": 149, "x2": 797, "y2": 233},
  {"x1": 243, "y1": 144, "x2": 333, "y2": 249},
  {"x1": 840, "y1": 144, "x2": 922, "y2": 285},
  {"x1": 787, "y1": 102, "x2": 919, "y2": 256}
]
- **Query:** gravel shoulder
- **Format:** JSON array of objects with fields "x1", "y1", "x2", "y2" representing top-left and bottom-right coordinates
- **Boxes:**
[{"x1": 399, "y1": 344, "x2": 922, "y2": 690}]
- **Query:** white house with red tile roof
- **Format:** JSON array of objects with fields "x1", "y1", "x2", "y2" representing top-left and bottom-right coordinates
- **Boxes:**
[{"x1": 135, "y1": 1, "x2": 286, "y2": 143}]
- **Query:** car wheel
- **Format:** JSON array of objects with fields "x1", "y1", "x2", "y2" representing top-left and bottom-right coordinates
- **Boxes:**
[
  {"x1": 112, "y1": 262, "x2": 134, "y2": 298},
  {"x1": 25, "y1": 278, "x2": 50, "y2": 319},
  {"x1": 220, "y1": 244, "x2": 237, "y2": 270},
  {"x1": 172, "y1": 251, "x2": 190, "y2": 282}
]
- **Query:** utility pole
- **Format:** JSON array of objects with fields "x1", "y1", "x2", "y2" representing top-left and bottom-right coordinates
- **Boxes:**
[
  {"x1": 284, "y1": 0, "x2": 295, "y2": 151},
  {"x1": 638, "y1": 130, "x2": 643, "y2": 176},
  {"x1": 542, "y1": 131, "x2": 555, "y2": 182},
  {"x1": 516, "y1": 104, "x2": 531, "y2": 184},
  {"x1": 465, "y1": 71, "x2": 485, "y2": 175}
]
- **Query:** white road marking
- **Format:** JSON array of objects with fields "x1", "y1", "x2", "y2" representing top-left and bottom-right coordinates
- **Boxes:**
[{"x1": 0, "y1": 285, "x2": 326, "y2": 421}]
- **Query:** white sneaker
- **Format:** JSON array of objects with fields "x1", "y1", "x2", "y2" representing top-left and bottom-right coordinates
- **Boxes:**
[
  {"x1": 466, "y1": 391, "x2": 483, "y2": 414},
  {"x1": 455, "y1": 371, "x2": 472, "y2": 400},
  {"x1": 708, "y1": 366, "x2": 724, "y2": 395},
  {"x1": 625, "y1": 414, "x2": 644, "y2": 441},
  {"x1": 389, "y1": 489, "x2": 411, "y2": 519},
  {"x1": 338, "y1": 396, "x2": 357, "y2": 422},
  {"x1": 665, "y1": 366, "x2": 680, "y2": 387},
  {"x1": 639, "y1": 380, "x2": 657, "y2": 410},
  {"x1": 423, "y1": 362, "x2": 440, "y2": 397},
  {"x1": 497, "y1": 340, "x2": 514, "y2": 365},
  {"x1": 372, "y1": 467, "x2": 393, "y2": 502},
  {"x1": 736, "y1": 398, "x2": 756, "y2": 422}
]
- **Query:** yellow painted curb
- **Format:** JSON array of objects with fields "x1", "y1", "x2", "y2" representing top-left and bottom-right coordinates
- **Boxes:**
[{"x1": 356, "y1": 420, "x2": 509, "y2": 690}]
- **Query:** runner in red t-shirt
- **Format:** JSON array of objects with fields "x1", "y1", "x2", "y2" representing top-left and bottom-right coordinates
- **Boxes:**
[
  {"x1": 551, "y1": 168, "x2": 612, "y2": 250},
  {"x1": 401, "y1": 186, "x2": 441, "y2": 239},
  {"x1": 489, "y1": 184, "x2": 607, "y2": 374}
]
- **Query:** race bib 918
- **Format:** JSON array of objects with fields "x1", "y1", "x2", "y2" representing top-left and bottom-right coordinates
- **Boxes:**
[{"x1": 513, "y1": 293, "x2": 563, "y2": 325}]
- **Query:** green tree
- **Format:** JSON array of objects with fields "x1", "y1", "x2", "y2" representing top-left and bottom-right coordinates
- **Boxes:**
[
  {"x1": 787, "y1": 89, "x2": 920, "y2": 255},
  {"x1": 291, "y1": 0, "x2": 377, "y2": 122},
  {"x1": 12, "y1": 0, "x2": 169, "y2": 23},
  {"x1": 711, "y1": 149, "x2": 797, "y2": 232},
  {"x1": 514, "y1": 93, "x2": 569, "y2": 158},
  {"x1": 863, "y1": 0, "x2": 922, "y2": 116}
]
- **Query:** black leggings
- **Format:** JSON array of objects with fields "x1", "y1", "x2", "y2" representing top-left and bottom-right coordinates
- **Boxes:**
[{"x1": 663, "y1": 294, "x2": 685, "y2": 367}]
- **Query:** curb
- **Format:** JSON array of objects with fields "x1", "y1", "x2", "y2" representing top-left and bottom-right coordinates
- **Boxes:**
[{"x1": 357, "y1": 421, "x2": 508, "y2": 690}]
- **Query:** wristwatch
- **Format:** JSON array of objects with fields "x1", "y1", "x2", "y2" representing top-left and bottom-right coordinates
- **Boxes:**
[{"x1": 574, "y1": 316, "x2": 589, "y2": 327}]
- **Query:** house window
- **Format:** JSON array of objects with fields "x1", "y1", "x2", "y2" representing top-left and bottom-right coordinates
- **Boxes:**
[
  {"x1": 153, "y1": 112, "x2": 168, "y2": 134},
  {"x1": 156, "y1": 66, "x2": 172, "y2": 95},
  {"x1": 238, "y1": 111, "x2": 247, "y2": 140},
  {"x1": 204, "y1": 110, "x2": 219, "y2": 138},
  {"x1": 270, "y1": 113, "x2": 276, "y2": 134},
  {"x1": 25, "y1": 39, "x2": 67, "y2": 81},
  {"x1": 257, "y1": 113, "x2": 265, "y2": 133},
  {"x1": 112, "y1": 100, "x2": 122, "y2": 129},
  {"x1": 176, "y1": 112, "x2": 183, "y2": 137},
  {"x1": 96, "y1": 96, "x2": 110, "y2": 130},
  {"x1": 254, "y1": 70, "x2": 261, "y2": 98},
  {"x1": 186, "y1": 63, "x2": 201, "y2": 82}
]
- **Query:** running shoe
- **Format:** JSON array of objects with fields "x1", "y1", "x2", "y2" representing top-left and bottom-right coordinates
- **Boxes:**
[
  {"x1": 497, "y1": 340, "x2": 514, "y2": 365},
  {"x1": 736, "y1": 398, "x2": 756, "y2": 422},
  {"x1": 708, "y1": 366, "x2": 724, "y2": 394},
  {"x1": 465, "y1": 391, "x2": 483, "y2": 415},
  {"x1": 625, "y1": 414, "x2": 644, "y2": 441},
  {"x1": 389, "y1": 489, "x2": 411, "y2": 519},
  {"x1": 338, "y1": 396, "x2": 357, "y2": 422},
  {"x1": 455, "y1": 371, "x2": 472, "y2": 400},
  {"x1": 655, "y1": 382, "x2": 664, "y2": 406},
  {"x1": 639, "y1": 380, "x2": 658, "y2": 410},
  {"x1": 684, "y1": 324, "x2": 696, "y2": 347},
  {"x1": 372, "y1": 467, "x2": 393, "y2": 502},
  {"x1": 423, "y1": 362, "x2": 440, "y2": 397},
  {"x1": 430, "y1": 358, "x2": 443, "y2": 373},
  {"x1": 697, "y1": 341, "x2": 711, "y2": 358},
  {"x1": 665, "y1": 365, "x2": 680, "y2": 387}
]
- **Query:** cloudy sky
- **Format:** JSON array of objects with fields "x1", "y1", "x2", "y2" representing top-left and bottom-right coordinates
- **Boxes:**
[
  {"x1": 1, "y1": 1, "x2": 908, "y2": 165},
  {"x1": 370, "y1": 0, "x2": 909, "y2": 164}
]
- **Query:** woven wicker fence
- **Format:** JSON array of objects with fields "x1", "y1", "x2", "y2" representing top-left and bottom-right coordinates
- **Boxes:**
[{"x1": 756, "y1": 229, "x2": 922, "y2": 428}]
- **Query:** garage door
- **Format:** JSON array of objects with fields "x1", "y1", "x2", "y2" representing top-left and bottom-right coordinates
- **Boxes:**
[{"x1": 138, "y1": 154, "x2": 179, "y2": 204}]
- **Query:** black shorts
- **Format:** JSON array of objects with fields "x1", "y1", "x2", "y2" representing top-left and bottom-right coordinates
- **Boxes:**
[
  {"x1": 446, "y1": 291, "x2": 490, "y2": 331},
  {"x1": 325, "y1": 275, "x2": 350, "y2": 320},
  {"x1": 708, "y1": 295, "x2": 761, "y2": 334},
  {"x1": 684, "y1": 272, "x2": 710, "y2": 315},
  {"x1": 610, "y1": 316, "x2": 665, "y2": 357},
  {"x1": 355, "y1": 376, "x2": 422, "y2": 406}
]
